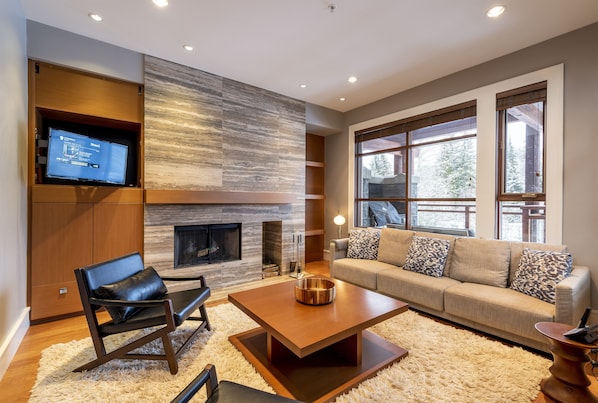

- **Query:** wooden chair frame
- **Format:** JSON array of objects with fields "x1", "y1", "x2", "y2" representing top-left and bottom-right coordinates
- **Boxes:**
[{"x1": 73, "y1": 253, "x2": 211, "y2": 374}]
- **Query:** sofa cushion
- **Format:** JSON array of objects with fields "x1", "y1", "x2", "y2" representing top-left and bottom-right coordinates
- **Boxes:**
[
  {"x1": 93, "y1": 266, "x2": 168, "y2": 323},
  {"x1": 450, "y1": 237, "x2": 511, "y2": 287},
  {"x1": 377, "y1": 268, "x2": 461, "y2": 312},
  {"x1": 508, "y1": 242, "x2": 569, "y2": 285},
  {"x1": 377, "y1": 228, "x2": 415, "y2": 267},
  {"x1": 414, "y1": 231, "x2": 457, "y2": 277},
  {"x1": 331, "y1": 258, "x2": 396, "y2": 290},
  {"x1": 403, "y1": 236, "x2": 450, "y2": 278},
  {"x1": 444, "y1": 282, "x2": 554, "y2": 343},
  {"x1": 346, "y1": 229, "x2": 381, "y2": 260},
  {"x1": 510, "y1": 248, "x2": 573, "y2": 304}
]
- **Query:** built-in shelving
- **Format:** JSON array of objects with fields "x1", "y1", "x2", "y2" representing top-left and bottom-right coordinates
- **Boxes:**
[{"x1": 305, "y1": 133, "x2": 325, "y2": 262}]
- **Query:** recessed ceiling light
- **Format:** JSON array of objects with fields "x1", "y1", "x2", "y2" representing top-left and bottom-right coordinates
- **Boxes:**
[
  {"x1": 486, "y1": 5, "x2": 505, "y2": 18},
  {"x1": 183, "y1": 45, "x2": 194, "y2": 51},
  {"x1": 152, "y1": 0, "x2": 169, "y2": 7},
  {"x1": 300, "y1": 84, "x2": 307, "y2": 88},
  {"x1": 347, "y1": 76, "x2": 358, "y2": 83},
  {"x1": 339, "y1": 97, "x2": 346, "y2": 101},
  {"x1": 88, "y1": 13, "x2": 103, "y2": 22}
]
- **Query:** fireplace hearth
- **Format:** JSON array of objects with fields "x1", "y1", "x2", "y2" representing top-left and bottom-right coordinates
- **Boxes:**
[{"x1": 174, "y1": 223, "x2": 241, "y2": 268}]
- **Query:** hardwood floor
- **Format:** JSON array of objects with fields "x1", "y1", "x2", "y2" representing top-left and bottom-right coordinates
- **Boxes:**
[{"x1": 1, "y1": 260, "x2": 595, "y2": 402}]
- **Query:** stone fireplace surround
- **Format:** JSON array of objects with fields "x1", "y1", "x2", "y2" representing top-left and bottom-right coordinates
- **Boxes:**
[{"x1": 141, "y1": 56, "x2": 306, "y2": 290}]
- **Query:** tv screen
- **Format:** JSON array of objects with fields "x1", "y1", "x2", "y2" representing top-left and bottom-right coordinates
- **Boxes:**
[{"x1": 46, "y1": 128, "x2": 128, "y2": 185}]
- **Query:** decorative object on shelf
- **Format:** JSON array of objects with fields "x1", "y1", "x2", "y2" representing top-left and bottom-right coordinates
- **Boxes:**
[
  {"x1": 289, "y1": 232, "x2": 305, "y2": 279},
  {"x1": 295, "y1": 277, "x2": 336, "y2": 305},
  {"x1": 333, "y1": 210, "x2": 346, "y2": 238}
]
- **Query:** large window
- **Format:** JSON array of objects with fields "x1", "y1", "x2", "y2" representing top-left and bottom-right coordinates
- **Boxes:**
[
  {"x1": 497, "y1": 82, "x2": 547, "y2": 242},
  {"x1": 354, "y1": 101, "x2": 477, "y2": 233}
]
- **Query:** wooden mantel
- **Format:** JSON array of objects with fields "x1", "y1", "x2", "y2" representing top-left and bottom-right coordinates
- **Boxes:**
[{"x1": 144, "y1": 189, "x2": 298, "y2": 205}]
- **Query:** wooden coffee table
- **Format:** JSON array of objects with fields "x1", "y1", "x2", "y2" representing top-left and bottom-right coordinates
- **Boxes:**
[{"x1": 228, "y1": 278, "x2": 409, "y2": 402}]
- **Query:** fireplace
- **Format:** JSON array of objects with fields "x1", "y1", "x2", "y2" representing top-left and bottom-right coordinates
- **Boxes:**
[{"x1": 174, "y1": 223, "x2": 241, "y2": 268}]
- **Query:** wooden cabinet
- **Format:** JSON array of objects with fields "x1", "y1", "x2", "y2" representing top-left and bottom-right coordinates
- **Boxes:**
[
  {"x1": 28, "y1": 61, "x2": 144, "y2": 321},
  {"x1": 29, "y1": 186, "x2": 144, "y2": 320},
  {"x1": 305, "y1": 133, "x2": 325, "y2": 262}
]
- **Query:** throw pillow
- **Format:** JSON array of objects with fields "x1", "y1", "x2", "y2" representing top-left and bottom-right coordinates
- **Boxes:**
[
  {"x1": 346, "y1": 229, "x2": 381, "y2": 260},
  {"x1": 93, "y1": 266, "x2": 168, "y2": 323},
  {"x1": 510, "y1": 248, "x2": 572, "y2": 304},
  {"x1": 403, "y1": 236, "x2": 450, "y2": 277}
]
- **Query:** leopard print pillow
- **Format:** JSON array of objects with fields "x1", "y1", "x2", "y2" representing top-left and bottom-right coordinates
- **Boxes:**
[
  {"x1": 346, "y1": 229, "x2": 381, "y2": 260},
  {"x1": 510, "y1": 248, "x2": 572, "y2": 304},
  {"x1": 403, "y1": 236, "x2": 450, "y2": 277}
]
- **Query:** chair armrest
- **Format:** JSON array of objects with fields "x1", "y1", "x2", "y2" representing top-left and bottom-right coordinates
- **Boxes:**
[
  {"x1": 555, "y1": 265, "x2": 591, "y2": 325},
  {"x1": 171, "y1": 364, "x2": 219, "y2": 403}
]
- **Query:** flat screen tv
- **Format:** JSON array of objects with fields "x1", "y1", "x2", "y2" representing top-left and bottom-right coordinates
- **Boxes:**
[{"x1": 46, "y1": 127, "x2": 129, "y2": 185}]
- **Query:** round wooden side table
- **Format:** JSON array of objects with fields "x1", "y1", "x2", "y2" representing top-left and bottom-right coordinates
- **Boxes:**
[{"x1": 535, "y1": 322, "x2": 598, "y2": 403}]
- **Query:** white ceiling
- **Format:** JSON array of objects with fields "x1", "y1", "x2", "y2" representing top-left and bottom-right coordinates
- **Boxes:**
[{"x1": 19, "y1": 0, "x2": 598, "y2": 112}]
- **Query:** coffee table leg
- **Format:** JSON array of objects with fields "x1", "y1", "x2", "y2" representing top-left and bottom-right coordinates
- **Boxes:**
[
  {"x1": 267, "y1": 333, "x2": 294, "y2": 362},
  {"x1": 330, "y1": 333, "x2": 362, "y2": 365},
  {"x1": 267, "y1": 332, "x2": 362, "y2": 365}
]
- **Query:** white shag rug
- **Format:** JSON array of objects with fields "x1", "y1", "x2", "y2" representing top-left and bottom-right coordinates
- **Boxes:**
[{"x1": 29, "y1": 304, "x2": 550, "y2": 403}]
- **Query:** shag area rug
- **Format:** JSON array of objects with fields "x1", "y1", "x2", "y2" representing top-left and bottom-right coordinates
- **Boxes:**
[{"x1": 29, "y1": 303, "x2": 550, "y2": 403}]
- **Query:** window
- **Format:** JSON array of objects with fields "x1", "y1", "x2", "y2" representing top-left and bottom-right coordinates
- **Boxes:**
[
  {"x1": 497, "y1": 82, "x2": 547, "y2": 242},
  {"x1": 354, "y1": 101, "x2": 477, "y2": 233}
]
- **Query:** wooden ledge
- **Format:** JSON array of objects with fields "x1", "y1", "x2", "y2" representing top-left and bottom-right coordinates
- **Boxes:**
[
  {"x1": 32, "y1": 185, "x2": 143, "y2": 203},
  {"x1": 144, "y1": 189, "x2": 297, "y2": 205}
]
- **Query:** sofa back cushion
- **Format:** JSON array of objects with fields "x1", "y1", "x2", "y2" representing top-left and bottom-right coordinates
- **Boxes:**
[
  {"x1": 377, "y1": 228, "x2": 415, "y2": 267},
  {"x1": 508, "y1": 241, "x2": 569, "y2": 285},
  {"x1": 414, "y1": 231, "x2": 457, "y2": 277},
  {"x1": 450, "y1": 237, "x2": 511, "y2": 287}
]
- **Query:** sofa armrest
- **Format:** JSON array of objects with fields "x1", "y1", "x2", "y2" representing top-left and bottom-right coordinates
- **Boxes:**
[
  {"x1": 555, "y1": 265, "x2": 591, "y2": 326},
  {"x1": 330, "y1": 238, "x2": 349, "y2": 262}
]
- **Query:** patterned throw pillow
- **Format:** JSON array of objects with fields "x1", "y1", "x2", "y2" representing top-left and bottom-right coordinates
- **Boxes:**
[
  {"x1": 403, "y1": 236, "x2": 450, "y2": 277},
  {"x1": 346, "y1": 229, "x2": 381, "y2": 260},
  {"x1": 510, "y1": 248, "x2": 573, "y2": 304}
]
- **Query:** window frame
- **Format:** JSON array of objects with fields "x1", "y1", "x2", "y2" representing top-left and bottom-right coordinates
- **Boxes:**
[
  {"x1": 354, "y1": 101, "x2": 477, "y2": 230},
  {"x1": 496, "y1": 82, "x2": 547, "y2": 242},
  {"x1": 347, "y1": 65, "x2": 564, "y2": 243}
]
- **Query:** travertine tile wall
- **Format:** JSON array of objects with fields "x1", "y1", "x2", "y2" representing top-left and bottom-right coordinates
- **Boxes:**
[{"x1": 143, "y1": 56, "x2": 306, "y2": 288}]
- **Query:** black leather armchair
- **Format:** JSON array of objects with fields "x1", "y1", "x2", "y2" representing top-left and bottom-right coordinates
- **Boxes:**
[
  {"x1": 171, "y1": 364, "x2": 304, "y2": 403},
  {"x1": 73, "y1": 252, "x2": 211, "y2": 374}
]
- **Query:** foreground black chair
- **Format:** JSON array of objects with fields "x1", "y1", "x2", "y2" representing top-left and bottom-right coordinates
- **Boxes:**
[
  {"x1": 171, "y1": 364, "x2": 303, "y2": 403},
  {"x1": 73, "y1": 252, "x2": 211, "y2": 374}
]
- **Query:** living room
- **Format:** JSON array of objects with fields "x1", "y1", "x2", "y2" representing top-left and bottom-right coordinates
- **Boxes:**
[{"x1": 2, "y1": 1, "x2": 598, "y2": 401}]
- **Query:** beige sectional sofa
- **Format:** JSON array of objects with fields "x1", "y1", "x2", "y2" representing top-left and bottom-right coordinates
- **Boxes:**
[{"x1": 330, "y1": 227, "x2": 591, "y2": 352}]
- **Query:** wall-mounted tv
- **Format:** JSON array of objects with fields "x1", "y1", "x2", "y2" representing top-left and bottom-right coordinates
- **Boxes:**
[{"x1": 46, "y1": 128, "x2": 129, "y2": 185}]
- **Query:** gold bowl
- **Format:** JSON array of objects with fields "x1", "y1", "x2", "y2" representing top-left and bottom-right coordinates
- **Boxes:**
[{"x1": 294, "y1": 277, "x2": 336, "y2": 305}]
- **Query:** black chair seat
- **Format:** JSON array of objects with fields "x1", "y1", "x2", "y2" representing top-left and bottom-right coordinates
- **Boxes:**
[
  {"x1": 172, "y1": 364, "x2": 303, "y2": 403},
  {"x1": 208, "y1": 381, "x2": 300, "y2": 403},
  {"x1": 101, "y1": 287, "x2": 211, "y2": 334}
]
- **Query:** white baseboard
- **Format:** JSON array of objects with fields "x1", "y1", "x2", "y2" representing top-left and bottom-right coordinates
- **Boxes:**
[{"x1": 0, "y1": 307, "x2": 30, "y2": 381}]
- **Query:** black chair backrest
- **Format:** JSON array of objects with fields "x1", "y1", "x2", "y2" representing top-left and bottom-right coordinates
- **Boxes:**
[{"x1": 77, "y1": 252, "x2": 144, "y2": 298}]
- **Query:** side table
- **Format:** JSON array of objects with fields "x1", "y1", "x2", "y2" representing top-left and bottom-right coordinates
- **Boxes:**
[{"x1": 535, "y1": 322, "x2": 598, "y2": 403}]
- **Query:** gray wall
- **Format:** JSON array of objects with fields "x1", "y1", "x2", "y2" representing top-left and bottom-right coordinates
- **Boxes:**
[
  {"x1": 0, "y1": 0, "x2": 28, "y2": 379},
  {"x1": 326, "y1": 22, "x2": 598, "y2": 307},
  {"x1": 27, "y1": 21, "x2": 143, "y2": 84}
]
